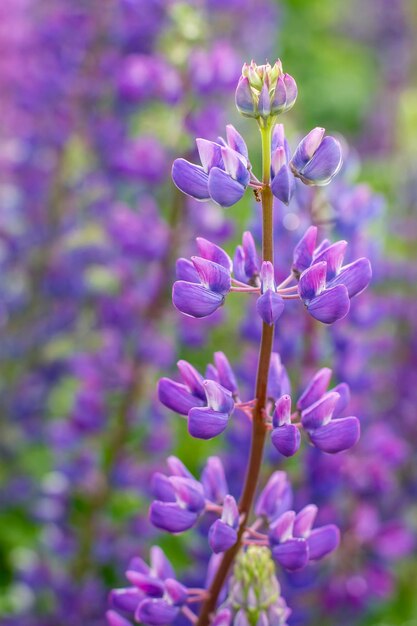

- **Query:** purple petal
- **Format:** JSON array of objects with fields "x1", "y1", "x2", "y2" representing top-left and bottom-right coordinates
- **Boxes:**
[
  {"x1": 272, "y1": 538, "x2": 309, "y2": 571},
  {"x1": 242, "y1": 231, "x2": 259, "y2": 277},
  {"x1": 125, "y1": 572, "x2": 164, "y2": 597},
  {"x1": 172, "y1": 281, "x2": 224, "y2": 318},
  {"x1": 332, "y1": 382, "x2": 351, "y2": 417},
  {"x1": 309, "y1": 416, "x2": 360, "y2": 453},
  {"x1": 166, "y1": 457, "x2": 193, "y2": 479},
  {"x1": 176, "y1": 258, "x2": 199, "y2": 282},
  {"x1": 269, "y1": 510, "x2": 296, "y2": 544},
  {"x1": 235, "y1": 76, "x2": 255, "y2": 117},
  {"x1": 273, "y1": 394, "x2": 292, "y2": 427},
  {"x1": 257, "y1": 290, "x2": 285, "y2": 325},
  {"x1": 271, "y1": 424, "x2": 300, "y2": 457},
  {"x1": 290, "y1": 127, "x2": 325, "y2": 172},
  {"x1": 196, "y1": 139, "x2": 224, "y2": 172},
  {"x1": 172, "y1": 159, "x2": 209, "y2": 200},
  {"x1": 313, "y1": 240, "x2": 347, "y2": 280},
  {"x1": 106, "y1": 610, "x2": 133, "y2": 626},
  {"x1": 222, "y1": 494, "x2": 239, "y2": 527},
  {"x1": 258, "y1": 82, "x2": 270, "y2": 117},
  {"x1": 283, "y1": 73, "x2": 297, "y2": 108},
  {"x1": 329, "y1": 257, "x2": 372, "y2": 298},
  {"x1": 177, "y1": 360, "x2": 205, "y2": 399},
  {"x1": 298, "y1": 261, "x2": 327, "y2": 300},
  {"x1": 301, "y1": 391, "x2": 341, "y2": 430},
  {"x1": 271, "y1": 164, "x2": 295, "y2": 205},
  {"x1": 297, "y1": 367, "x2": 332, "y2": 411},
  {"x1": 191, "y1": 257, "x2": 231, "y2": 295},
  {"x1": 164, "y1": 579, "x2": 188, "y2": 606},
  {"x1": 220, "y1": 147, "x2": 250, "y2": 185},
  {"x1": 260, "y1": 261, "x2": 277, "y2": 296},
  {"x1": 209, "y1": 519, "x2": 238, "y2": 553},
  {"x1": 255, "y1": 471, "x2": 293, "y2": 521},
  {"x1": 151, "y1": 472, "x2": 176, "y2": 502},
  {"x1": 201, "y1": 456, "x2": 228, "y2": 503},
  {"x1": 267, "y1": 352, "x2": 291, "y2": 400},
  {"x1": 213, "y1": 352, "x2": 239, "y2": 394},
  {"x1": 169, "y1": 476, "x2": 205, "y2": 513},
  {"x1": 270, "y1": 76, "x2": 287, "y2": 114},
  {"x1": 109, "y1": 588, "x2": 142, "y2": 613},
  {"x1": 293, "y1": 505, "x2": 318, "y2": 538},
  {"x1": 150, "y1": 546, "x2": 175, "y2": 580},
  {"x1": 271, "y1": 124, "x2": 290, "y2": 161},
  {"x1": 196, "y1": 237, "x2": 232, "y2": 270},
  {"x1": 136, "y1": 599, "x2": 179, "y2": 626},
  {"x1": 149, "y1": 501, "x2": 198, "y2": 533},
  {"x1": 307, "y1": 524, "x2": 340, "y2": 560},
  {"x1": 271, "y1": 147, "x2": 287, "y2": 177},
  {"x1": 233, "y1": 246, "x2": 246, "y2": 283},
  {"x1": 292, "y1": 226, "x2": 318, "y2": 274},
  {"x1": 158, "y1": 378, "x2": 204, "y2": 415},
  {"x1": 307, "y1": 284, "x2": 350, "y2": 324},
  {"x1": 204, "y1": 380, "x2": 234, "y2": 414},
  {"x1": 298, "y1": 136, "x2": 343, "y2": 186},
  {"x1": 188, "y1": 407, "x2": 229, "y2": 439},
  {"x1": 208, "y1": 167, "x2": 246, "y2": 207},
  {"x1": 226, "y1": 124, "x2": 248, "y2": 159}
]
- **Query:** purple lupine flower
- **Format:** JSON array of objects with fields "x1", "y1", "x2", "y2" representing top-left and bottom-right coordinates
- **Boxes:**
[
  {"x1": 233, "y1": 231, "x2": 260, "y2": 284},
  {"x1": 108, "y1": 548, "x2": 187, "y2": 626},
  {"x1": 172, "y1": 125, "x2": 250, "y2": 207},
  {"x1": 208, "y1": 494, "x2": 239, "y2": 553},
  {"x1": 150, "y1": 456, "x2": 206, "y2": 533},
  {"x1": 256, "y1": 261, "x2": 285, "y2": 325},
  {"x1": 173, "y1": 238, "x2": 232, "y2": 318},
  {"x1": 201, "y1": 455, "x2": 229, "y2": 504},
  {"x1": 267, "y1": 352, "x2": 291, "y2": 400},
  {"x1": 158, "y1": 356, "x2": 236, "y2": 439},
  {"x1": 297, "y1": 368, "x2": 360, "y2": 453},
  {"x1": 255, "y1": 471, "x2": 293, "y2": 522},
  {"x1": 269, "y1": 505, "x2": 340, "y2": 571},
  {"x1": 294, "y1": 228, "x2": 372, "y2": 323},
  {"x1": 290, "y1": 127, "x2": 343, "y2": 186},
  {"x1": 271, "y1": 394, "x2": 300, "y2": 457},
  {"x1": 270, "y1": 124, "x2": 295, "y2": 205}
]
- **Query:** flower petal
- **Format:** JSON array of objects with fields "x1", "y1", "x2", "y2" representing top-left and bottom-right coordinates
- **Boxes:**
[
  {"x1": 169, "y1": 476, "x2": 205, "y2": 513},
  {"x1": 208, "y1": 167, "x2": 246, "y2": 207},
  {"x1": 226, "y1": 124, "x2": 248, "y2": 159},
  {"x1": 196, "y1": 237, "x2": 233, "y2": 270},
  {"x1": 301, "y1": 391, "x2": 341, "y2": 430},
  {"x1": 292, "y1": 226, "x2": 317, "y2": 275},
  {"x1": 213, "y1": 352, "x2": 239, "y2": 394},
  {"x1": 188, "y1": 406, "x2": 229, "y2": 439},
  {"x1": 235, "y1": 76, "x2": 256, "y2": 117},
  {"x1": 172, "y1": 159, "x2": 209, "y2": 200},
  {"x1": 177, "y1": 360, "x2": 206, "y2": 399},
  {"x1": 291, "y1": 127, "x2": 325, "y2": 171},
  {"x1": 271, "y1": 165, "x2": 295, "y2": 205},
  {"x1": 158, "y1": 378, "x2": 204, "y2": 415},
  {"x1": 293, "y1": 505, "x2": 318, "y2": 538},
  {"x1": 313, "y1": 240, "x2": 348, "y2": 281},
  {"x1": 273, "y1": 394, "x2": 292, "y2": 427},
  {"x1": 191, "y1": 257, "x2": 231, "y2": 295},
  {"x1": 176, "y1": 258, "x2": 199, "y2": 282},
  {"x1": 196, "y1": 139, "x2": 224, "y2": 172},
  {"x1": 125, "y1": 571, "x2": 164, "y2": 597},
  {"x1": 298, "y1": 261, "x2": 327, "y2": 301},
  {"x1": 257, "y1": 290, "x2": 285, "y2": 326},
  {"x1": 306, "y1": 284, "x2": 350, "y2": 324},
  {"x1": 172, "y1": 281, "x2": 224, "y2": 318},
  {"x1": 307, "y1": 524, "x2": 340, "y2": 560},
  {"x1": 272, "y1": 538, "x2": 309, "y2": 571},
  {"x1": 136, "y1": 599, "x2": 179, "y2": 626},
  {"x1": 106, "y1": 610, "x2": 133, "y2": 626},
  {"x1": 149, "y1": 501, "x2": 198, "y2": 533},
  {"x1": 332, "y1": 382, "x2": 351, "y2": 417},
  {"x1": 209, "y1": 519, "x2": 238, "y2": 553},
  {"x1": 329, "y1": 257, "x2": 372, "y2": 298},
  {"x1": 309, "y1": 416, "x2": 360, "y2": 453},
  {"x1": 204, "y1": 379, "x2": 234, "y2": 414},
  {"x1": 220, "y1": 146, "x2": 250, "y2": 185},
  {"x1": 299, "y1": 136, "x2": 343, "y2": 186},
  {"x1": 271, "y1": 424, "x2": 300, "y2": 457},
  {"x1": 297, "y1": 367, "x2": 332, "y2": 411}
]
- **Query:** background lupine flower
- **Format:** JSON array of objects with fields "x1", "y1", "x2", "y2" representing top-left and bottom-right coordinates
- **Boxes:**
[{"x1": 172, "y1": 126, "x2": 250, "y2": 207}]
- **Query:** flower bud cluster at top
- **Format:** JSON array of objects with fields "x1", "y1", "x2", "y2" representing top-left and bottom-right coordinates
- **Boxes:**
[{"x1": 236, "y1": 60, "x2": 298, "y2": 125}]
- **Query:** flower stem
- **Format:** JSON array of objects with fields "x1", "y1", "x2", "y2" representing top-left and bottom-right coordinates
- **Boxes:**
[{"x1": 197, "y1": 125, "x2": 275, "y2": 626}]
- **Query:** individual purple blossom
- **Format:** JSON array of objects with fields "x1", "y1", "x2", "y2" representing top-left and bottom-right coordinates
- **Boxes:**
[
  {"x1": 173, "y1": 238, "x2": 232, "y2": 318},
  {"x1": 270, "y1": 394, "x2": 300, "y2": 457},
  {"x1": 290, "y1": 127, "x2": 343, "y2": 186},
  {"x1": 172, "y1": 125, "x2": 251, "y2": 207},
  {"x1": 150, "y1": 457, "x2": 206, "y2": 533},
  {"x1": 158, "y1": 356, "x2": 236, "y2": 439},
  {"x1": 256, "y1": 261, "x2": 285, "y2": 325},
  {"x1": 108, "y1": 547, "x2": 188, "y2": 626},
  {"x1": 269, "y1": 505, "x2": 340, "y2": 571},
  {"x1": 208, "y1": 494, "x2": 239, "y2": 553},
  {"x1": 294, "y1": 228, "x2": 372, "y2": 323},
  {"x1": 297, "y1": 368, "x2": 360, "y2": 453},
  {"x1": 233, "y1": 231, "x2": 260, "y2": 284}
]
